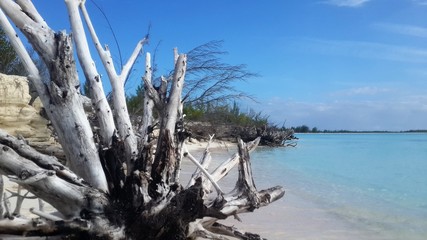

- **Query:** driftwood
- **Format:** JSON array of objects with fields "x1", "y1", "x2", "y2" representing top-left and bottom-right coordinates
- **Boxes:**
[
  {"x1": 0, "y1": 1, "x2": 284, "y2": 239},
  {"x1": 188, "y1": 122, "x2": 298, "y2": 147}
]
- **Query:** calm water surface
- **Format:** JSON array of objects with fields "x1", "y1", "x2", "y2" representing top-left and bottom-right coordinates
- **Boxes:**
[{"x1": 248, "y1": 133, "x2": 427, "y2": 239}]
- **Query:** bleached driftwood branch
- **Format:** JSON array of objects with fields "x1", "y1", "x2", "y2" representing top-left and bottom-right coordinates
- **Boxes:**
[
  {"x1": 0, "y1": 0, "x2": 108, "y2": 191},
  {"x1": 139, "y1": 53, "x2": 155, "y2": 148},
  {"x1": 64, "y1": 0, "x2": 116, "y2": 147},
  {"x1": 183, "y1": 144, "x2": 224, "y2": 195},
  {"x1": 187, "y1": 138, "x2": 284, "y2": 239},
  {"x1": 79, "y1": 0, "x2": 148, "y2": 172},
  {"x1": 0, "y1": 144, "x2": 104, "y2": 218}
]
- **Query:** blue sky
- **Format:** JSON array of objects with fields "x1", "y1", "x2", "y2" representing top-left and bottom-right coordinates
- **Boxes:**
[{"x1": 31, "y1": 0, "x2": 427, "y2": 130}]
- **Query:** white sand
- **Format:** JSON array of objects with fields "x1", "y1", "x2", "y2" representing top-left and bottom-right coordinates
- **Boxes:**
[{"x1": 1, "y1": 177, "x2": 55, "y2": 218}]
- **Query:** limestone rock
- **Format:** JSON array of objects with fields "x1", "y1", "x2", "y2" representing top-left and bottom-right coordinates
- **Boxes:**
[{"x1": 0, "y1": 73, "x2": 53, "y2": 146}]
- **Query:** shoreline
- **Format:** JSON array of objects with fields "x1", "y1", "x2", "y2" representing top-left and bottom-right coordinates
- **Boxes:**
[
  {"x1": 183, "y1": 138, "x2": 414, "y2": 240},
  {"x1": 0, "y1": 139, "x2": 340, "y2": 240},
  {"x1": 184, "y1": 138, "x2": 237, "y2": 153},
  {"x1": 294, "y1": 131, "x2": 427, "y2": 134},
  {"x1": 182, "y1": 140, "x2": 371, "y2": 240},
  {"x1": 1, "y1": 139, "x2": 386, "y2": 240}
]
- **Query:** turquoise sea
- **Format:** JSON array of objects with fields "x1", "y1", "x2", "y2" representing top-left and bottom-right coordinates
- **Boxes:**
[{"x1": 243, "y1": 133, "x2": 427, "y2": 239}]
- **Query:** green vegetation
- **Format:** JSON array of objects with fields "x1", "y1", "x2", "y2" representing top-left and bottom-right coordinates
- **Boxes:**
[
  {"x1": 184, "y1": 101, "x2": 269, "y2": 128},
  {"x1": 182, "y1": 101, "x2": 295, "y2": 147},
  {"x1": 126, "y1": 88, "x2": 272, "y2": 129},
  {"x1": 126, "y1": 84, "x2": 145, "y2": 115},
  {"x1": 0, "y1": 28, "x2": 25, "y2": 75},
  {"x1": 292, "y1": 125, "x2": 311, "y2": 133}
]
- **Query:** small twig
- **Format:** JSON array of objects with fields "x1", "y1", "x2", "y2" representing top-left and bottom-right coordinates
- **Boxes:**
[
  {"x1": 198, "y1": 134, "x2": 214, "y2": 170},
  {"x1": 30, "y1": 208, "x2": 63, "y2": 221},
  {"x1": 13, "y1": 185, "x2": 24, "y2": 216},
  {"x1": 6, "y1": 189, "x2": 38, "y2": 199},
  {"x1": 186, "y1": 136, "x2": 215, "y2": 191},
  {"x1": 3, "y1": 192, "x2": 12, "y2": 219},
  {"x1": 205, "y1": 134, "x2": 215, "y2": 152},
  {"x1": 207, "y1": 222, "x2": 266, "y2": 240},
  {"x1": 38, "y1": 199, "x2": 45, "y2": 212},
  {"x1": 184, "y1": 144, "x2": 224, "y2": 195}
]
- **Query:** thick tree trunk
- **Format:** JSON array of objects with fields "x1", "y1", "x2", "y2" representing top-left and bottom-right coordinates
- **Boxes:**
[
  {"x1": 0, "y1": 0, "x2": 108, "y2": 191},
  {"x1": 0, "y1": 1, "x2": 285, "y2": 239}
]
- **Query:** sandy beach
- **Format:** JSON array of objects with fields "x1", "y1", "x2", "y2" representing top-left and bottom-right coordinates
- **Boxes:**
[
  {"x1": 0, "y1": 140, "x2": 346, "y2": 240},
  {"x1": 182, "y1": 139, "x2": 390, "y2": 240},
  {"x1": 1, "y1": 177, "x2": 56, "y2": 219},
  {"x1": 0, "y1": 139, "x2": 392, "y2": 240}
]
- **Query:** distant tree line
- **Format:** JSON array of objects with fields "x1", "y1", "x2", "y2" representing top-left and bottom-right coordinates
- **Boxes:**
[
  {"x1": 290, "y1": 125, "x2": 427, "y2": 133},
  {"x1": 291, "y1": 125, "x2": 318, "y2": 133}
]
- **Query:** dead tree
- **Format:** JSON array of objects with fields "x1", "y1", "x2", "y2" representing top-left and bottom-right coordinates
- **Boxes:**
[{"x1": 0, "y1": 1, "x2": 284, "y2": 239}]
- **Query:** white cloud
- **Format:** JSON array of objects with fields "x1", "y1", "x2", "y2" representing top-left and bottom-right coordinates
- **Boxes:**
[
  {"x1": 293, "y1": 38, "x2": 427, "y2": 63},
  {"x1": 407, "y1": 68, "x2": 427, "y2": 77},
  {"x1": 333, "y1": 87, "x2": 391, "y2": 96},
  {"x1": 374, "y1": 23, "x2": 427, "y2": 38},
  {"x1": 412, "y1": 0, "x2": 427, "y2": 6},
  {"x1": 249, "y1": 95, "x2": 427, "y2": 131},
  {"x1": 322, "y1": 0, "x2": 371, "y2": 7}
]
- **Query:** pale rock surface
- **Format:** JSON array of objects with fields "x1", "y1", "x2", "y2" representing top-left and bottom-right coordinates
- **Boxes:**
[{"x1": 0, "y1": 73, "x2": 53, "y2": 146}]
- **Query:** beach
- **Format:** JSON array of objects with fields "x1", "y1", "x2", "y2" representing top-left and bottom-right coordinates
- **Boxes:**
[
  {"x1": 1, "y1": 177, "x2": 56, "y2": 219},
  {"x1": 184, "y1": 134, "x2": 427, "y2": 240},
  {"x1": 182, "y1": 140, "x2": 323, "y2": 240},
  {"x1": 2, "y1": 134, "x2": 426, "y2": 239},
  {"x1": 182, "y1": 140, "x2": 366, "y2": 240}
]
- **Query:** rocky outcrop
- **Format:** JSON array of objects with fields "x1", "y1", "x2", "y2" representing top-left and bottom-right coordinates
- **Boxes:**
[{"x1": 0, "y1": 73, "x2": 53, "y2": 146}]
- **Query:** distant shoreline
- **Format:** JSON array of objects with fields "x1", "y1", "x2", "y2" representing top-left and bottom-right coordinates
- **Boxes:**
[{"x1": 294, "y1": 130, "x2": 427, "y2": 134}]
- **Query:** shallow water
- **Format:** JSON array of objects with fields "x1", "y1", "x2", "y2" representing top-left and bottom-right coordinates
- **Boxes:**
[
  {"x1": 243, "y1": 133, "x2": 427, "y2": 240},
  {"x1": 182, "y1": 134, "x2": 427, "y2": 239}
]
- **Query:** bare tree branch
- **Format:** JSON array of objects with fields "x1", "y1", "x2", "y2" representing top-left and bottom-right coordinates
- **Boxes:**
[
  {"x1": 79, "y1": 0, "x2": 148, "y2": 173},
  {"x1": 65, "y1": 0, "x2": 116, "y2": 147},
  {"x1": 139, "y1": 53, "x2": 154, "y2": 147},
  {"x1": 183, "y1": 40, "x2": 258, "y2": 106}
]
